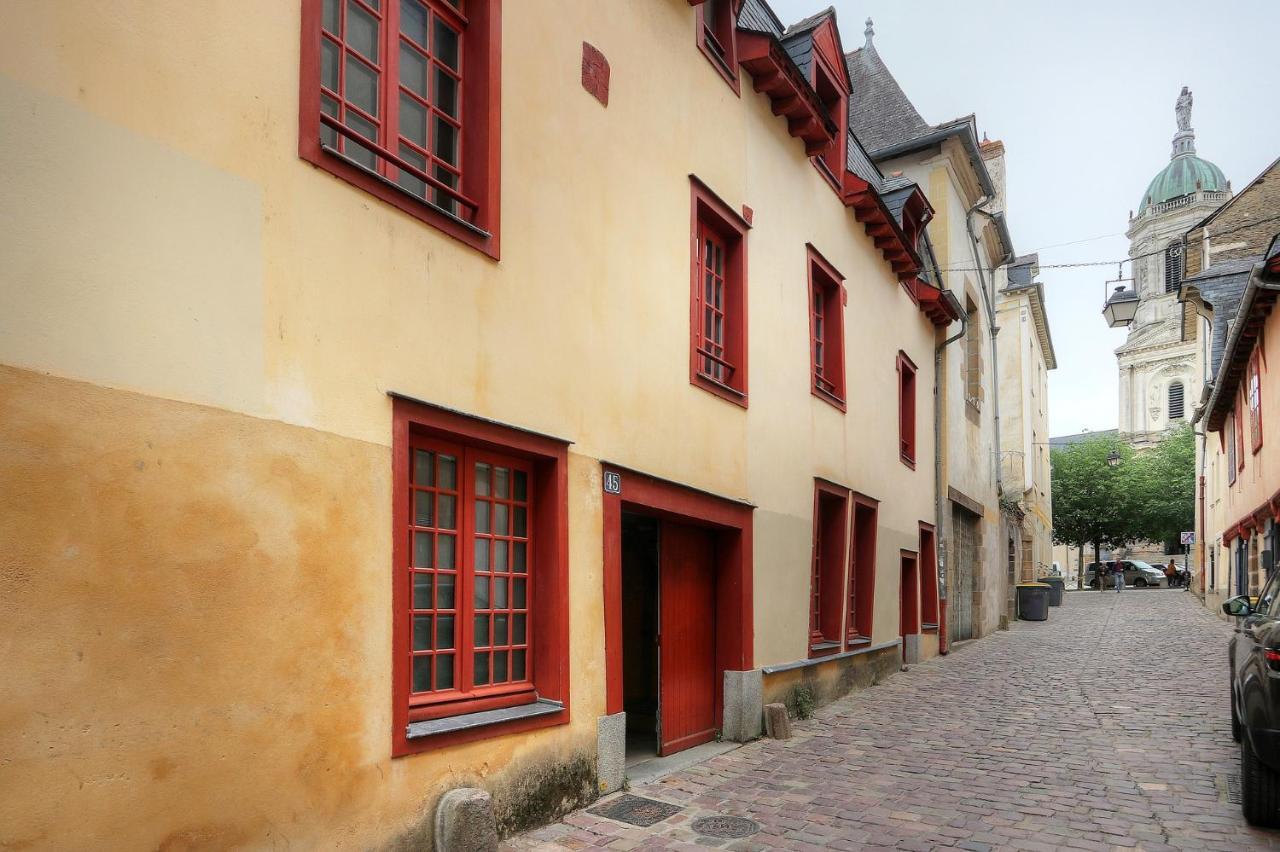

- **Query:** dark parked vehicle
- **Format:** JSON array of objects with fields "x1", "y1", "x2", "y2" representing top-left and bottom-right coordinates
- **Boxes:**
[
  {"x1": 1225, "y1": 574, "x2": 1280, "y2": 826},
  {"x1": 1084, "y1": 560, "x2": 1168, "y2": 588}
]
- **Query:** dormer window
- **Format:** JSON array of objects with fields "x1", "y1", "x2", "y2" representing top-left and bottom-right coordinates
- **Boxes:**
[
  {"x1": 696, "y1": 0, "x2": 739, "y2": 92},
  {"x1": 811, "y1": 59, "x2": 847, "y2": 185}
]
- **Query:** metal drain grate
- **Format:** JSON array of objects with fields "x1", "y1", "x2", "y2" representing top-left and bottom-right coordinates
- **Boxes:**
[
  {"x1": 692, "y1": 815, "x2": 761, "y2": 838},
  {"x1": 588, "y1": 793, "x2": 682, "y2": 827},
  {"x1": 1227, "y1": 774, "x2": 1242, "y2": 804}
]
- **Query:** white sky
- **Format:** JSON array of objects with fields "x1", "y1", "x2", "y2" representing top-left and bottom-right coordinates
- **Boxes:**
[{"x1": 767, "y1": 0, "x2": 1280, "y2": 436}]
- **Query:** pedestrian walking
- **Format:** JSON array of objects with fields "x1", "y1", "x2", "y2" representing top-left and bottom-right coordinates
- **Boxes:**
[
  {"x1": 1113, "y1": 561, "x2": 1124, "y2": 593},
  {"x1": 1165, "y1": 559, "x2": 1179, "y2": 587}
]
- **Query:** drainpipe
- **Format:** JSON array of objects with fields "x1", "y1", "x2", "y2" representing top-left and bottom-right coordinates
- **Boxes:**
[{"x1": 935, "y1": 297, "x2": 968, "y2": 654}]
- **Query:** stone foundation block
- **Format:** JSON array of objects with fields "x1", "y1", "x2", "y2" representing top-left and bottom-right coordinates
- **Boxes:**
[
  {"x1": 596, "y1": 711, "x2": 626, "y2": 795},
  {"x1": 902, "y1": 634, "x2": 921, "y2": 665},
  {"x1": 763, "y1": 703, "x2": 791, "y2": 740},
  {"x1": 722, "y1": 669, "x2": 763, "y2": 742},
  {"x1": 435, "y1": 787, "x2": 498, "y2": 852}
]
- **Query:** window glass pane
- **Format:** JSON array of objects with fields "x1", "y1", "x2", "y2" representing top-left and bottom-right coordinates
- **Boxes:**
[
  {"x1": 512, "y1": 649, "x2": 526, "y2": 681},
  {"x1": 495, "y1": 576, "x2": 508, "y2": 608},
  {"x1": 414, "y1": 490, "x2": 433, "y2": 526},
  {"x1": 495, "y1": 467, "x2": 510, "y2": 499},
  {"x1": 513, "y1": 613, "x2": 526, "y2": 644},
  {"x1": 399, "y1": 92, "x2": 427, "y2": 146},
  {"x1": 434, "y1": 18, "x2": 460, "y2": 69},
  {"x1": 397, "y1": 143, "x2": 427, "y2": 197},
  {"x1": 437, "y1": 533, "x2": 455, "y2": 568},
  {"x1": 400, "y1": 0, "x2": 428, "y2": 46},
  {"x1": 434, "y1": 116, "x2": 458, "y2": 165},
  {"x1": 437, "y1": 572, "x2": 455, "y2": 608},
  {"x1": 475, "y1": 501, "x2": 490, "y2": 533},
  {"x1": 321, "y1": 39, "x2": 340, "y2": 91},
  {"x1": 494, "y1": 650, "x2": 508, "y2": 682},
  {"x1": 435, "y1": 66, "x2": 458, "y2": 118},
  {"x1": 437, "y1": 494, "x2": 456, "y2": 530},
  {"x1": 323, "y1": 0, "x2": 341, "y2": 35},
  {"x1": 436, "y1": 614, "x2": 455, "y2": 649},
  {"x1": 474, "y1": 538, "x2": 489, "y2": 571},
  {"x1": 494, "y1": 613, "x2": 508, "y2": 646},
  {"x1": 413, "y1": 572, "x2": 433, "y2": 609},
  {"x1": 346, "y1": 56, "x2": 379, "y2": 115},
  {"x1": 413, "y1": 615, "x2": 432, "y2": 650},
  {"x1": 433, "y1": 165, "x2": 458, "y2": 214},
  {"x1": 436, "y1": 653, "x2": 454, "y2": 689},
  {"x1": 343, "y1": 112, "x2": 378, "y2": 169},
  {"x1": 436, "y1": 455, "x2": 455, "y2": 490},
  {"x1": 513, "y1": 470, "x2": 528, "y2": 501},
  {"x1": 513, "y1": 577, "x2": 526, "y2": 608},
  {"x1": 474, "y1": 615, "x2": 490, "y2": 647},
  {"x1": 494, "y1": 504, "x2": 508, "y2": 535},
  {"x1": 514, "y1": 506, "x2": 527, "y2": 537},
  {"x1": 513, "y1": 541, "x2": 527, "y2": 573},
  {"x1": 412, "y1": 654, "x2": 432, "y2": 692},
  {"x1": 474, "y1": 576, "x2": 489, "y2": 610},
  {"x1": 347, "y1": 0, "x2": 379, "y2": 61},
  {"x1": 494, "y1": 540, "x2": 508, "y2": 573},
  {"x1": 412, "y1": 531, "x2": 433, "y2": 567},
  {"x1": 475, "y1": 463, "x2": 491, "y2": 496},
  {"x1": 321, "y1": 94, "x2": 340, "y2": 147},
  {"x1": 474, "y1": 650, "x2": 490, "y2": 684},
  {"x1": 400, "y1": 44, "x2": 428, "y2": 97},
  {"x1": 413, "y1": 449, "x2": 434, "y2": 485}
]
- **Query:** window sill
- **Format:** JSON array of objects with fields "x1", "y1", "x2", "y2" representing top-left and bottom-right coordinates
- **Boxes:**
[
  {"x1": 900, "y1": 453, "x2": 916, "y2": 470},
  {"x1": 808, "y1": 639, "x2": 842, "y2": 658},
  {"x1": 845, "y1": 634, "x2": 872, "y2": 650},
  {"x1": 406, "y1": 698, "x2": 564, "y2": 740},
  {"x1": 921, "y1": 622, "x2": 939, "y2": 634},
  {"x1": 762, "y1": 638, "x2": 900, "y2": 674},
  {"x1": 812, "y1": 384, "x2": 846, "y2": 412},
  {"x1": 693, "y1": 373, "x2": 748, "y2": 408},
  {"x1": 697, "y1": 39, "x2": 740, "y2": 95}
]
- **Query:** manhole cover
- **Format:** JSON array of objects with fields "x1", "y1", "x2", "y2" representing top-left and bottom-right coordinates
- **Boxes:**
[
  {"x1": 692, "y1": 815, "x2": 761, "y2": 838},
  {"x1": 588, "y1": 793, "x2": 682, "y2": 827},
  {"x1": 1227, "y1": 774, "x2": 1242, "y2": 804}
]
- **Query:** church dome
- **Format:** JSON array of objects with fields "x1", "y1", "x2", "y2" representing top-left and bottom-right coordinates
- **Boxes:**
[{"x1": 1139, "y1": 154, "x2": 1227, "y2": 209}]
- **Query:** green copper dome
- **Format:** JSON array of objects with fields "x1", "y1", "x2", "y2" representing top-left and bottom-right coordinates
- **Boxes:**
[{"x1": 1139, "y1": 154, "x2": 1227, "y2": 210}]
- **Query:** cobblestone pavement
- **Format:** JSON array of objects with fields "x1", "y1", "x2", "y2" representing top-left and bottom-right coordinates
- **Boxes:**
[{"x1": 506, "y1": 590, "x2": 1278, "y2": 851}]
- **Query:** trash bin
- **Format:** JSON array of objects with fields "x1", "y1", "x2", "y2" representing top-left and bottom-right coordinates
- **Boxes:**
[
  {"x1": 1037, "y1": 576, "x2": 1065, "y2": 607},
  {"x1": 1016, "y1": 583, "x2": 1050, "y2": 621}
]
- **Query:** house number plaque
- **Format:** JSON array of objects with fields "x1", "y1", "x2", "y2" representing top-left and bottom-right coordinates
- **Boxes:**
[{"x1": 603, "y1": 471, "x2": 622, "y2": 494}]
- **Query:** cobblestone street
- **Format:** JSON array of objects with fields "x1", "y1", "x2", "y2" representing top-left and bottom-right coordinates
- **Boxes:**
[{"x1": 507, "y1": 591, "x2": 1276, "y2": 851}]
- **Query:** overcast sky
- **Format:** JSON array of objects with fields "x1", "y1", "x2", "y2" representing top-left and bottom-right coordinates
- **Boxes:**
[{"x1": 768, "y1": 0, "x2": 1280, "y2": 436}]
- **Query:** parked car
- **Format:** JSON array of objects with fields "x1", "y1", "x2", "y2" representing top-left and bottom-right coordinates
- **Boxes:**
[
  {"x1": 1084, "y1": 560, "x2": 1169, "y2": 588},
  {"x1": 1225, "y1": 575, "x2": 1280, "y2": 826}
]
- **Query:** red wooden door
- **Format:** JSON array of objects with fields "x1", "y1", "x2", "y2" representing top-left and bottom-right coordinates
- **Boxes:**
[{"x1": 659, "y1": 521, "x2": 717, "y2": 755}]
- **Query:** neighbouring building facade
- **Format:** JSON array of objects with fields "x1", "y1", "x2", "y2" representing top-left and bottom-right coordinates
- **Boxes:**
[
  {"x1": 0, "y1": 1, "x2": 974, "y2": 848},
  {"x1": 846, "y1": 21, "x2": 1016, "y2": 639},
  {"x1": 1186, "y1": 155, "x2": 1280, "y2": 610}
]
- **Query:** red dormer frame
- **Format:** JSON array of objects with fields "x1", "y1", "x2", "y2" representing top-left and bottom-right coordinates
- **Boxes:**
[
  {"x1": 806, "y1": 17, "x2": 849, "y2": 190},
  {"x1": 692, "y1": 0, "x2": 741, "y2": 93}
]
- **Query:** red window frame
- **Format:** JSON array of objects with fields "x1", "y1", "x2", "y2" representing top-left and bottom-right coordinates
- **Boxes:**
[
  {"x1": 1237, "y1": 391, "x2": 1247, "y2": 472},
  {"x1": 846, "y1": 493, "x2": 878, "y2": 645},
  {"x1": 809, "y1": 480, "x2": 849, "y2": 655},
  {"x1": 1227, "y1": 411, "x2": 1238, "y2": 486},
  {"x1": 1250, "y1": 349, "x2": 1264, "y2": 454},
  {"x1": 690, "y1": 177, "x2": 750, "y2": 406},
  {"x1": 695, "y1": 0, "x2": 740, "y2": 93},
  {"x1": 391, "y1": 396, "x2": 568, "y2": 756},
  {"x1": 919, "y1": 523, "x2": 939, "y2": 630},
  {"x1": 898, "y1": 352, "x2": 917, "y2": 468},
  {"x1": 809, "y1": 51, "x2": 848, "y2": 190},
  {"x1": 299, "y1": 0, "x2": 502, "y2": 258},
  {"x1": 808, "y1": 245, "x2": 846, "y2": 409}
]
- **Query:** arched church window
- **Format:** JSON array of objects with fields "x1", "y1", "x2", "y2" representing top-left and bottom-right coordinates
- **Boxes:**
[
  {"x1": 1165, "y1": 243, "x2": 1184, "y2": 293},
  {"x1": 1168, "y1": 381, "x2": 1185, "y2": 421}
]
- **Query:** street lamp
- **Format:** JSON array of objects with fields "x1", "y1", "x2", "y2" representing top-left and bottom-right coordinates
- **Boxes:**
[
  {"x1": 1102, "y1": 285, "x2": 1139, "y2": 328},
  {"x1": 1106, "y1": 449, "x2": 1121, "y2": 467}
]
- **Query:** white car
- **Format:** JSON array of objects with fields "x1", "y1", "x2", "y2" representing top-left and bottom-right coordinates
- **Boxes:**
[{"x1": 1085, "y1": 560, "x2": 1169, "y2": 588}]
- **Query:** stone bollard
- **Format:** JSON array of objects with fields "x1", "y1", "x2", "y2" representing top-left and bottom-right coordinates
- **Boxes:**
[
  {"x1": 435, "y1": 787, "x2": 498, "y2": 852},
  {"x1": 763, "y1": 702, "x2": 791, "y2": 740}
]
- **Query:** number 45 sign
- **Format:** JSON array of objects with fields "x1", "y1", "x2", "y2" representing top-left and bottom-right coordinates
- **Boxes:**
[{"x1": 1180, "y1": 531, "x2": 1195, "y2": 546}]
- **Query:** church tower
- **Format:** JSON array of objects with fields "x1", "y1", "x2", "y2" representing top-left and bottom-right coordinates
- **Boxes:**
[{"x1": 1116, "y1": 88, "x2": 1231, "y2": 447}]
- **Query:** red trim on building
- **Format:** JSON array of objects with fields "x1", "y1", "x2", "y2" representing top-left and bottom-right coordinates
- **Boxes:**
[
  {"x1": 736, "y1": 32, "x2": 836, "y2": 156},
  {"x1": 391, "y1": 397, "x2": 568, "y2": 756},
  {"x1": 897, "y1": 351, "x2": 918, "y2": 469},
  {"x1": 809, "y1": 479, "x2": 849, "y2": 655},
  {"x1": 919, "y1": 523, "x2": 939, "y2": 631},
  {"x1": 846, "y1": 492, "x2": 878, "y2": 645},
  {"x1": 695, "y1": 0, "x2": 741, "y2": 93},
  {"x1": 601, "y1": 467, "x2": 754, "y2": 717},
  {"x1": 807, "y1": 244, "x2": 846, "y2": 409},
  {"x1": 690, "y1": 176, "x2": 751, "y2": 406}
]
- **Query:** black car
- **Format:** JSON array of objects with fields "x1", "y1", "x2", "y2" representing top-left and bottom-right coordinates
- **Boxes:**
[{"x1": 1225, "y1": 574, "x2": 1280, "y2": 826}]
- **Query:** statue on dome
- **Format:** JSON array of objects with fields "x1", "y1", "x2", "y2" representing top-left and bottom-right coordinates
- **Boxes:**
[{"x1": 1175, "y1": 87, "x2": 1192, "y2": 132}]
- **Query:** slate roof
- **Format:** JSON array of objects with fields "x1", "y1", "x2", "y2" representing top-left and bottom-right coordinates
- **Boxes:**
[
  {"x1": 779, "y1": 8, "x2": 834, "y2": 80},
  {"x1": 1007, "y1": 253, "x2": 1040, "y2": 289},
  {"x1": 1190, "y1": 257, "x2": 1260, "y2": 376},
  {"x1": 1049, "y1": 430, "x2": 1119, "y2": 449},
  {"x1": 737, "y1": 0, "x2": 783, "y2": 36},
  {"x1": 844, "y1": 43, "x2": 930, "y2": 155}
]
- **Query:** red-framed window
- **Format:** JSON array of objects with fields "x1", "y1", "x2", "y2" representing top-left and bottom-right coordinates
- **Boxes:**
[
  {"x1": 846, "y1": 493, "x2": 878, "y2": 645},
  {"x1": 1249, "y1": 349, "x2": 1263, "y2": 453},
  {"x1": 300, "y1": 0, "x2": 502, "y2": 258},
  {"x1": 1237, "y1": 391, "x2": 1247, "y2": 472},
  {"x1": 1227, "y1": 411, "x2": 1238, "y2": 486},
  {"x1": 808, "y1": 245, "x2": 846, "y2": 408},
  {"x1": 810, "y1": 52, "x2": 848, "y2": 188},
  {"x1": 898, "y1": 352, "x2": 917, "y2": 468},
  {"x1": 919, "y1": 523, "x2": 939, "y2": 630},
  {"x1": 690, "y1": 177, "x2": 750, "y2": 406},
  {"x1": 392, "y1": 396, "x2": 568, "y2": 755},
  {"x1": 695, "y1": 0, "x2": 739, "y2": 92},
  {"x1": 809, "y1": 481, "x2": 849, "y2": 655}
]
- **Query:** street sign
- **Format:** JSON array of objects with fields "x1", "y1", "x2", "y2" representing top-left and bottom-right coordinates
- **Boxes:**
[{"x1": 1180, "y1": 531, "x2": 1195, "y2": 545}]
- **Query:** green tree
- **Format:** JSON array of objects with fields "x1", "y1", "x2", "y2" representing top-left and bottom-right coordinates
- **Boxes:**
[
  {"x1": 1127, "y1": 424, "x2": 1196, "y2": 550},
  {"x1": 1050, "y1": 434, "x2": 1141, "y2": 589}
]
